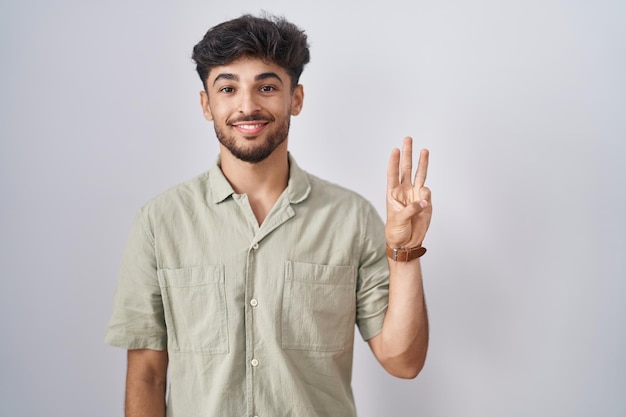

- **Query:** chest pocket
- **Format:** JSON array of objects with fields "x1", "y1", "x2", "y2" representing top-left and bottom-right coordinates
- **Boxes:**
[
  {"x1": 158, "y1": 266, "x2": 229, "y2": 354},
  {"x1": 282, "y1": 261, "x2": 357, "y2": 351}
]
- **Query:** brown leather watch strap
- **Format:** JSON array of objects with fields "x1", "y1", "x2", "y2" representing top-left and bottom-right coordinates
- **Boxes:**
[{"x1": 386, "y1": 245, "x2": 427, "y2": 262}]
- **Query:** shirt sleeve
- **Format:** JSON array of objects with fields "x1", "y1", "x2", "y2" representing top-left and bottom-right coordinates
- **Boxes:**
[
  {"x1": 104, "y1": 206, "x2": 167, "y2": 350},
  {"x1": 354, "y1": 203, "x2": 390, "y2": 341}
]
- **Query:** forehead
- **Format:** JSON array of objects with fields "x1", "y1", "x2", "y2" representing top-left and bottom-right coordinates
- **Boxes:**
[{"x1": 207, "y1": 57, "x2": 290, "y2": 83}]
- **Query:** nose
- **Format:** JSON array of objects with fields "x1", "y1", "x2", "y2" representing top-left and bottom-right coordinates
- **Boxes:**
[{"x1": 238, "y1": 90, "x2": 261, "y2": 115}]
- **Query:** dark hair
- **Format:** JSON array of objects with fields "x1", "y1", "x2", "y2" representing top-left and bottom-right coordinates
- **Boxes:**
[{"x1": 192, "y1": 14, "x2": 310, "y2": 90}]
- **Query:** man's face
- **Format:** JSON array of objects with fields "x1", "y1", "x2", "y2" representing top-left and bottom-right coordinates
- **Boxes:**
[{"x1": 200, "y1": 57, "x2": 304, "y2": 163}]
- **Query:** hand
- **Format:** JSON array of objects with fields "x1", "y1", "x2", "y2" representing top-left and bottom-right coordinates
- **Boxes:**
[{"x1": 385, "y1": 137, "x2": 432, "y2": 249}]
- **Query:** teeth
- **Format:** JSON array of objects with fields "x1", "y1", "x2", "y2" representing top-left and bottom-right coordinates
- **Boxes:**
[{"x1": 238, "y1": 124, "x2": 262, "y2": 130}]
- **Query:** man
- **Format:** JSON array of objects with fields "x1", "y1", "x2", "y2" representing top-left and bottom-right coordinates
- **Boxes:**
[{"x1": 105, "y1": 14, "x2": 432, "y2": 417}]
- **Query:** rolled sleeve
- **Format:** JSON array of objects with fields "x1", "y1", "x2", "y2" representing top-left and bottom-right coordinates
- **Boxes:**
[
  {"x1": 355, "y1": 204, "x2": 389, "y2": 341},
  {"x1": 104, "y1": 207, "x2": 167, "y2": 350}
]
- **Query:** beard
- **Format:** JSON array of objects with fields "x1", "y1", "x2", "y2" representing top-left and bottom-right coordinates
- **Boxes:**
[{"x1": 214, "y1": 114, "x2": 291, "y2": 163}]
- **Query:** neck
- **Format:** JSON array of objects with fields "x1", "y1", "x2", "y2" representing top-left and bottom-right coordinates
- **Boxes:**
[{"x1": 219, "y1": 143, "x2": 289, "y2": 225}]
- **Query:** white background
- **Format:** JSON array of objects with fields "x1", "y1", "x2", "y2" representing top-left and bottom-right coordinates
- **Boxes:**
[{"x1": 1, "y1": 0, "x2": 624, "y2": 416}]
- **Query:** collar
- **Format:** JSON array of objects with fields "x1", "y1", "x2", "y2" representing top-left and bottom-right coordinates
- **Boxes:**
[{"x1": 208, "y1": 153, "x2": 311, "y2": 205}]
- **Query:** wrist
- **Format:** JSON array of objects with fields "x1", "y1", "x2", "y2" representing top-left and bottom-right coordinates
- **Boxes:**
[{"x1": 386, "y1": 245, "x2": 427, "y2": 262}]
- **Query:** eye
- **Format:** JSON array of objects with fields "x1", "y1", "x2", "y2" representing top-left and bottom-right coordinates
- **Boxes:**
[
  {"x1": 219, "y1": 86, "x2": 234, "y2": 93},
  {"x1": 259, "y1": 85, "x2": 276, "y2": 93}
]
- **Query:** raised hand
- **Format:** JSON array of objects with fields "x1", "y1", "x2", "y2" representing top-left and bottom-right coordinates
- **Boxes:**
[{"x1": 385, "y1": 137, "x2": 432, "y2": 249}]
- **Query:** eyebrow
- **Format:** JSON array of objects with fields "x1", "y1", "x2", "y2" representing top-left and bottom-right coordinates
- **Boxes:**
[
  {"x1": 213, "y1": 73, "x2": 238, "y2": 85},
  {"x1": 256, "y1": 72, "x2": 283, "y2": 84},
  {"x1": 212, "y1": 72, "x2": 284, "y2": 86}
]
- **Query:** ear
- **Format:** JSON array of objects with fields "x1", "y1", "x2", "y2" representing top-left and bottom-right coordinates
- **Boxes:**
[
  {"x1": 290, "y1": 84, "x2": 304, "y2": 116},
  {"x1": 200, "y1": 90, "x2": 213, "y2": 121}
]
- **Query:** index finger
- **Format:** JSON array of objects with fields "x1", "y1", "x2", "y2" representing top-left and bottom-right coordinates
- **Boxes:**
[
  {"x1": 400, "y1": 137, "x2": 414, "y2": 185},
  {"x1": 387, "y1": 148, "x2": 401, "y2": 189},
  {"x1": 414, "y1": 148, "x2": 429, "y2": 188}
]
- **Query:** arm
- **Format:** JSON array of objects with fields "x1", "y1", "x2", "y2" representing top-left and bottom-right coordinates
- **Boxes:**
[
  {"x1": 368, "y1": 137, "x2": 432, "y2": 379},
  {"x1": 125, "y1": 349, "x2": 169, "y2": 417}
]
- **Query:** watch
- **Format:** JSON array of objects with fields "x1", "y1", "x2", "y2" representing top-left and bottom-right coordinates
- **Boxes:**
[{"x1": 386, "y1": 245, "x2": 427, "y2": 262}]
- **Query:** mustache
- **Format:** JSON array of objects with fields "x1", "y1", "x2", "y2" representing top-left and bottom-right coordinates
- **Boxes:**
[{"x1": 227, "y1": 115, "x2": 274, "y2": 125}]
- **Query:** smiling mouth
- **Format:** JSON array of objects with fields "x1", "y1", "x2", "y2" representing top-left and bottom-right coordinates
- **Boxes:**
[
  {"x1": 235, "y1": 123, "x2": 266, "y2": 130},
  {"x1": 232, "y1": 122, "x2": 268, "y2": 135},
  {"x1": 229, "y1": 116, "x2": 272, "y2": 135}
]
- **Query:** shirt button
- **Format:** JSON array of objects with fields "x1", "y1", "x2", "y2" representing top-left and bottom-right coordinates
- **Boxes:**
[
  {"x1": 251, "y1": 358, "x2": 259, "y2": 367},
  {"x1": 250, "y1": 299, "x2": 258, "y2": 307},
  {"x1": 252, "y1": 243, "x2": 259, "y2": 250}
]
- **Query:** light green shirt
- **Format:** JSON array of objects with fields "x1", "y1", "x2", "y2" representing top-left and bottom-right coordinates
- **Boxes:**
[{"x1": 105, "y1": 155, "x2": 390, "y2": 417}]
